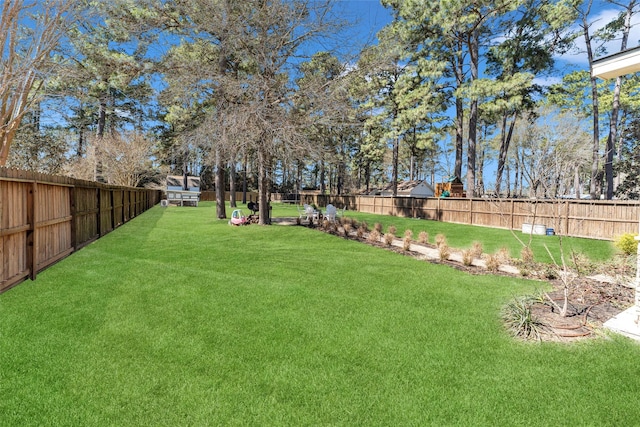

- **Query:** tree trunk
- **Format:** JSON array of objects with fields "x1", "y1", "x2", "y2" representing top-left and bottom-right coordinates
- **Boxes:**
[
  {"x1": 495, "y1": 112, "x2": 517, "y2": 197},
  {"x1": 582, "y1": 12, "x2": 600, "y2": 200},
  {"x1": 215, "y1": 148, "x2": 226, "y2": 219},
  {"x1": 229, "y1": 160, "x2": 237, "y2": 208},
  {"x1": 258, "y1": 146, "x2": 271, "y2": 225},
  {"x1": 466, "y1": 30, "x2": 479, "y2": 198},
  {"x1": 242, "y1": 154, "x2": 247, "y2": 204},
  {"x1": 392, "y1": 136, "x2": 399, "y2": 196},
  {"x1": 605, "y1": 0, "x2": 635, "y2": 199},
  {"x1": 454, "y1": 42, "x2": 464, "y2": 181}
]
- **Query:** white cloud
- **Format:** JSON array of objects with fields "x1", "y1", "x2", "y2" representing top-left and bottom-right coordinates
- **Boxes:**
[
  {"x1": 556, "y1": 5, "x2": 640, "y2": 68},
  {"x1": 533, "y1": 76, "x2": 563, "y2": 87}
]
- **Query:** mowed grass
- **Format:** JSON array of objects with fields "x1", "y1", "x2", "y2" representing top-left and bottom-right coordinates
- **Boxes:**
[
  {"x1": 1, "y1": 202, "x2": 639, "y2": 426},
  {"x1": 282, "y1": 204, "x2": 615, "y2": 264}
]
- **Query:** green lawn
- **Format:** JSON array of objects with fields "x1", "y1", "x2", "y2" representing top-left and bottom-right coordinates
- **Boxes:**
[
  {"x1": 275, "y1": 203, "x2": 615, "y2": 264},
  {"x1": 1, "y1": 202, "x2": 638, "y2": 426}
]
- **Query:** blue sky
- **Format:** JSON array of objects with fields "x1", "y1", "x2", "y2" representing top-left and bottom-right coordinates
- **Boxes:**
[
  {"x1": 336, "y1": 0, "x2": 640, "y2": 84},
  {"x1": 333, "y1": 0, "x2": 640, "y2": 185}
]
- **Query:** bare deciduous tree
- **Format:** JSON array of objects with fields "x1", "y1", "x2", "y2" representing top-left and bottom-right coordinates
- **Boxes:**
[
  {"x1": 64, "y1": 131, "x2": 154, "y2": 187},
  {"x1": 516, "y1": 107, "x2": 591, "y2": 199},
  {"x1": 0, "y1": 0, "x2": 72, "y2": 165}
]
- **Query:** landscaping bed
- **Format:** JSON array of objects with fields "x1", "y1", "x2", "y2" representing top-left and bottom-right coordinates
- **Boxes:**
[{"x1": 307, "y1": 217, "x2": 636, "y2": 343}]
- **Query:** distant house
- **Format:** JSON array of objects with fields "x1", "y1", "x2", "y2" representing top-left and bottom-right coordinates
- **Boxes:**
[{"x1": 369, "y1": 180, "x2": 435, "y2": 198}]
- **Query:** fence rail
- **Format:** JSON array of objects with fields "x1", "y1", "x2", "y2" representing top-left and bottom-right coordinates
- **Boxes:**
[
  {"x1": 298, "y1": 194, "x2": 640, "y2": 241},
  {"x1": 1, "y1": 168, "x2": 162, "y2": 293}
]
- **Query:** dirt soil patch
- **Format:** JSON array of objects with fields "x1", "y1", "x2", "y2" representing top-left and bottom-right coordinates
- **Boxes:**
[{"x1": 529, "y1": 277, "x2": 635, "y2": 341}]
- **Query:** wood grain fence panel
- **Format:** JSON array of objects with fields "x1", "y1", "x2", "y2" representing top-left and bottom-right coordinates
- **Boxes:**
[
  {"x1": 393, "y1": 197, "x2": 414, "y2": 218},
  {"x1": 97, "y1": 189, "x2": 112, "y2": 235},
  {"x1": 74, "y1": 186, "x2": 99, "y2": 248},
  {"x1": 311, "y1": 192, "x2": 640, "y2": 240},
  {"x1": 1, "y1": 167, "x2": 161, "y2": 292},
  {"x1": 113, "y1": 190, "x2": 124, "y2": 227},
  {"x1": 1, "y1": 180, "x2": 29, "y2": 290},
  {"x1": 132, "y1": 190, "x2": 139, "y2": 218},
  {"x1": 123, "y1": 190, "x2": 129, "y2": 224},
  {"x1": 35, "y1": 184, "x2": 72, "y2": 271},
  {"x1": 469, "y1": 199, "x2": 511, "y2": 228},
  {"x1": 438, "y1": 199, "x2": 471, "y2": 224}
]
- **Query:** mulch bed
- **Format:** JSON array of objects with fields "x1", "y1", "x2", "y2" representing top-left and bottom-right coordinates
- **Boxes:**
[{"x1": 306, "y1": 220, "x2": 636, "y2": 343}]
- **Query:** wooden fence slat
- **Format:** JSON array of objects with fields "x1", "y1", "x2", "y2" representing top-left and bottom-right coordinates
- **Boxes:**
[
  {"x1": 311, "y1": 194, "x2": 640, "y2": 241},
  {"x1": 0, "y1": 167, "x2": 161, "y2": 293}
]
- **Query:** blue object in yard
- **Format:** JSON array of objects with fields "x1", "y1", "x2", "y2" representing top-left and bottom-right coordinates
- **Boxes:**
[{"x1": 546, "y1": 228, "x2": 555, "y2": 236}]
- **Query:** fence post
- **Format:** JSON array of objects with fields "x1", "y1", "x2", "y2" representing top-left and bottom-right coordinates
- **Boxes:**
[
  {"x1": 70, "y1": 186, "x2": 77, "y2": 251},
  {"x1": 26, "y1": 181, "x2": 36, "y2": 280},
  {"x1": 509, "y1": 199, "x2": 515, "y2": 231},
  {"x1": 97, "y1": 187, "x2": 103, "y2": 237},
  {"x1": 110, "y1": 189, "x2": 116, "y2": 230},
  {"x1": 564, "y1": 200, "x2": 570, "y2": 236}
]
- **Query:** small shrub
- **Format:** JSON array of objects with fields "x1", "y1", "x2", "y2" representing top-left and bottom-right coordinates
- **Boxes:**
[
  {"x1": 360, "y1": 221, "x2": 368, "y2": 232},
  {"x1": 570, "y1": 251, "x2": 595, "y2": 276},
  {"x1": 462, "y1": 249, "x2": 474, "y2": 266},
  {"x1": 343, "y1": 222, "x2": 352, "y2": 237},
  {"x1": 484, "y1": 252, "x2": 500, "y2": 272},
  {"x1": 438, "y1": 243, "x2": 451, "y2": 261},
  {"x1": 471, "y1": 241, "x2": 483, "y2": 258},
  {"x1": 404, "y1": 229, "x2": 413, "y2": 240},
  {"x1": 374, "y1": 222, "x2": 382, "y2": 233},
  {"x1": 435, "y1": 233, "x2": 447, "y2": 248},
  {"x1": 497, "y1": 247, "x2": 512, "y2": 264},
  {"x1": 520, "y1": 246, "x2": 534, "y2": 264},
  {"x1": 614, "y1": 233, "x2": 638, "y2": 256},
  {"x1": 387, "y1": 225, "x2": 397, "y2": 237},
  {"x1": 384, "y1": 232, "x2": 395, "y2": 246},
  {"x1": 502, "y1": 296, "x2": 545, "y2": 341},
  {"x1": 368, "y1": 229, "x2": 381, "y2": 243},
  {"x1": 403, "y1": 236, "x2": 412, "y2": 251},
  {"x1": 418, "y1": 231, "x2": 429, "y2": 244}
]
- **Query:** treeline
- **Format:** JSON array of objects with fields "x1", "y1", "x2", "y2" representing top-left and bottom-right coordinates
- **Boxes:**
[{"x1": 2, "y1": 1, "x2": 640, "y2": 224}]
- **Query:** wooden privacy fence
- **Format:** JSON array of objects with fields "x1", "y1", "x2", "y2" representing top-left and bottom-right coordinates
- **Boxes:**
[
  {"x1": 1, "y1": 168, "x2": 162, "y2": 293},
  {"x1": 199, "y1": 191, "x2": 259, "y2": 202},
  {"x1": 298, "y1": 194, "x2": 640, "y2": 241}
]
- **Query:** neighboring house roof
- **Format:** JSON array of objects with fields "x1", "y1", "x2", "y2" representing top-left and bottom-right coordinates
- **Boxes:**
[
  {"x1": 166, "y1": 175, "x2": 200, "y2": 191},
  {"x1": 370, "y1": 180, "x2": 435, "y2": 197}
]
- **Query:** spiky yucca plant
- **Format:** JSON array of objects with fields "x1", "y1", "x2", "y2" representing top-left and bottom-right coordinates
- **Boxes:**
[
  {"x1": 502, "y1": 296, "x2": 545, "y2": 341},
  {"x1": 418, "y1": 231, "x2": 428, "y2": 244}
]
